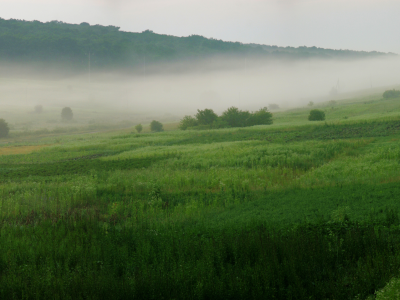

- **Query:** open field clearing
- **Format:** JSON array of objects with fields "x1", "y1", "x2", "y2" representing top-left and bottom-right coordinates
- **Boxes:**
[{"x1": 0, "y1": 92, "x2": 399, "y2": 299}]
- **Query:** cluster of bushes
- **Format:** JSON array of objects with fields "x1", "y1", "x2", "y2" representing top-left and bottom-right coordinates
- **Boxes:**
[
  {"x1": 383, "y1": 89, "x2": 400, "y2": 99},
  {"x1": 179, "y1": 107, "x2": 273, "y2": 130}
]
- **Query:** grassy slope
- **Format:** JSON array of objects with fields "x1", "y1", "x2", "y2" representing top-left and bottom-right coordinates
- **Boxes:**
[{"x1": 0, "y1": 91, "x2": 399, "y2": 298}]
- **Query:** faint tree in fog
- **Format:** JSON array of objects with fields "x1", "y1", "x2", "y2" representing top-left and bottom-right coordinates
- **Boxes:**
[
  {"x1": 34, "y1": 105, "x2": 43, "y2": 114},
  {"x1": 0, "y1": 119, "x2": 10, "y2": 138},
  {"x1": 150, "y1": 120, "x2": 164, "y2": 132},
  {"x1": 383, "y1": 89, "x2": 400, "y2": 99},
  {"x1": 61, "y1": 107, "x2": 73, "y2": 121},
  {"x1": 328, "y1": 100, "x2": 337, "y2": 106},
  {"x1": 308, "y1": 101, "x2": 314, "y2": 107},
  {"x1": 135, "y1": 124, "x2": 143, "y2": 133},
  {"x1": 268, "y1": 104, "x2": 280, "y2": 111}
]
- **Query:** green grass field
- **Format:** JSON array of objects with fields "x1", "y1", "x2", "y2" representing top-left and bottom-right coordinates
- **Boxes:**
[{"x1": 0, "y1": 91, "x2": 400, "y2": 299}]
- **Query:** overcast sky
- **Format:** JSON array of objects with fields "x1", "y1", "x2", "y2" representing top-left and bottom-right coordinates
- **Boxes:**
[{"x1": 1, "y1": 0, "x2": 399, "y2": 54}]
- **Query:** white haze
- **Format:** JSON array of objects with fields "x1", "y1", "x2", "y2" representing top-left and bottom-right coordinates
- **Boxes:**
[{"x1": 0, "y1": 56, "x2": 399, "y2": 127}]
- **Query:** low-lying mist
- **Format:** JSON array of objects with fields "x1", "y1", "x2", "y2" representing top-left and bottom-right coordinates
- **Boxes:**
[{"x1": 1, "y1": 55, "x2": 399, "y2": 131}]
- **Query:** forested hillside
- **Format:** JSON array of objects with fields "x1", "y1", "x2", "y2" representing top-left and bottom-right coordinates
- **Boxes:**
[{"x1": 0, "y1": 18, "x2": 394, "y2": 71}]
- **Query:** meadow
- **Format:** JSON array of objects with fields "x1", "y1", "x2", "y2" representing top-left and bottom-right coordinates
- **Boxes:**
[{"x1": 0, "y1": 92, "x2": 399, "y2": 299}]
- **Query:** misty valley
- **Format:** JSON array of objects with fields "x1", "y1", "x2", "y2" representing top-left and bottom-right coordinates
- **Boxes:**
[{"x1": 0, "y1": 18, "x2": 400, "y2": 300}]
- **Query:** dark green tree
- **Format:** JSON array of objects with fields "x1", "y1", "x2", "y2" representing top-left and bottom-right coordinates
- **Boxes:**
[
  {"x1": 308, "y1": 109, "x2": 325, "y2": 121},
  {"x1": 0, "y1": 119, "x2": 9, "y2": 138},
  {"x1": 179, "y1": 116, "x2": 198, "y2": 130},
  {"x1": 220, "y1": 107, "x2": 250, "y2": 128},
  {"x1": 150, "y1": 120, "x2": 164, "y2": 132},
  {"x1": 195, "y1": 109, "x2": 218, "y2": 125},
  {"x1": 135, "y1": 124, "x2": 143, "y2": 133},
  {"x1": 247, "y1": 107, "x2": 273, "y2": 126},
  {"x1": 61, "y1": 107, "x2": 73, "y2": 121}
]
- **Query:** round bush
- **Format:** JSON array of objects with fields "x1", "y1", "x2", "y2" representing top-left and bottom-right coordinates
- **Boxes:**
[
  {"x1": 308, "y1": 109, "x2": 325, "y2": 121},
  {"x1": 150, "y1": 120, "x2": 164, "y2": 132}
]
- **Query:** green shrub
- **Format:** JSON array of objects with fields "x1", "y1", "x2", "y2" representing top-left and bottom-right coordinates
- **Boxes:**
[
  {"x1": 0, "y1": 119, "x2": 9, "y2": 138},
  {"x1": 220, "y1": 106, "x2": 251, "y2": 127},
  {"x1": 150, "y1": 120, "x2": 164, "y2": 132},
  {"x1": 179, "y1": 116, "x2": 198, "y2": 130},
  {"x1": 135, "y1": 124, "x2": 143, "y2": 133},
  {"x1": 308, "y1": 109, "x2": 326, "y2": 121},
  {"x1": 383, "y1": 89, "x2": 400, "y2": 99},
  {"x1": 247, "y1": 107, "x2": 273, "y2": 126}
]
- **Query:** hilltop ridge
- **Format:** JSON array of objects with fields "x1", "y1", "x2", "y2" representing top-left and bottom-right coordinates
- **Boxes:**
[{"x1": 0, "y1": 18, "x2": 395, "y2": 72}]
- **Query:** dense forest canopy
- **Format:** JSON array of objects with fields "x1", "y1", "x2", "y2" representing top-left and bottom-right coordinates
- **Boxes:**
[{"x1": 0, "y1": 18, "x2": 395, "y2": 72}]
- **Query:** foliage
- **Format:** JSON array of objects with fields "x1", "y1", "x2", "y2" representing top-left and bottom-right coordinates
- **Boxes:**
[
  {"x1": 308, "y1": 101, "x2": 314, "y2": 107},
  {"x1": 0, "y1": 18, "x2": 390, "y2": 71},
  {"x1": 195, "y1": 108, "x2": 218, "y2": 125},
  {"x1": 308, "y1": 109, "x2": 326, "y2": 121},
  {"x1": 178, "y1": 115, "x2": 198, "y2": 130},
  {"x1": 0, "y1": 119, "x2": 9, "y2": 138},
  {"x1": 61, "y1": 107, "x2": 73, "y2": 121},
  {"x1": 246, "y1": 107, "x2": 273, "y2": 126},
  {"x1": 220, "y1": 106, "x2": 251, "y2": 127},
  {"x1": 383, "y1": 89, "x2": 400, "y2": 99},
  {"x1": 135, "y1": 123, "x2": 143, "y2": 133},
  {"x1": 150, "y1": 120, "x2": 163, "y2": 132},
  {"x1": 179, "y1": 106, "x2": 273, "y2": 130},
  {"x1": 212, "y1": 117, "x2": 230, "y2": 129},
  {"x1": 0, "y1": 94, "x2": 398, "y2": 298}
]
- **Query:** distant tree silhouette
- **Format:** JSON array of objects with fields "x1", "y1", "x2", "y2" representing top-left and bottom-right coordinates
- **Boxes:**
[
  {"x1": 0, "y1": 119, "x2": 10, "y2": 138},
  {"x1": 61, "y1": 107, "x2": 73, "y2": 121},
  {"x1": 383, "y1": 89, "x2": 400, "y2": 99}
]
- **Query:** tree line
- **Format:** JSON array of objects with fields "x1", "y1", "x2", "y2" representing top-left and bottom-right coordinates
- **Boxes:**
[
  {"x1": 0, "y1": 18, "x2": 392, "y2": 72},
  {"x1": 179, "y1": 107, "x2": 273, "y2": 130}
]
